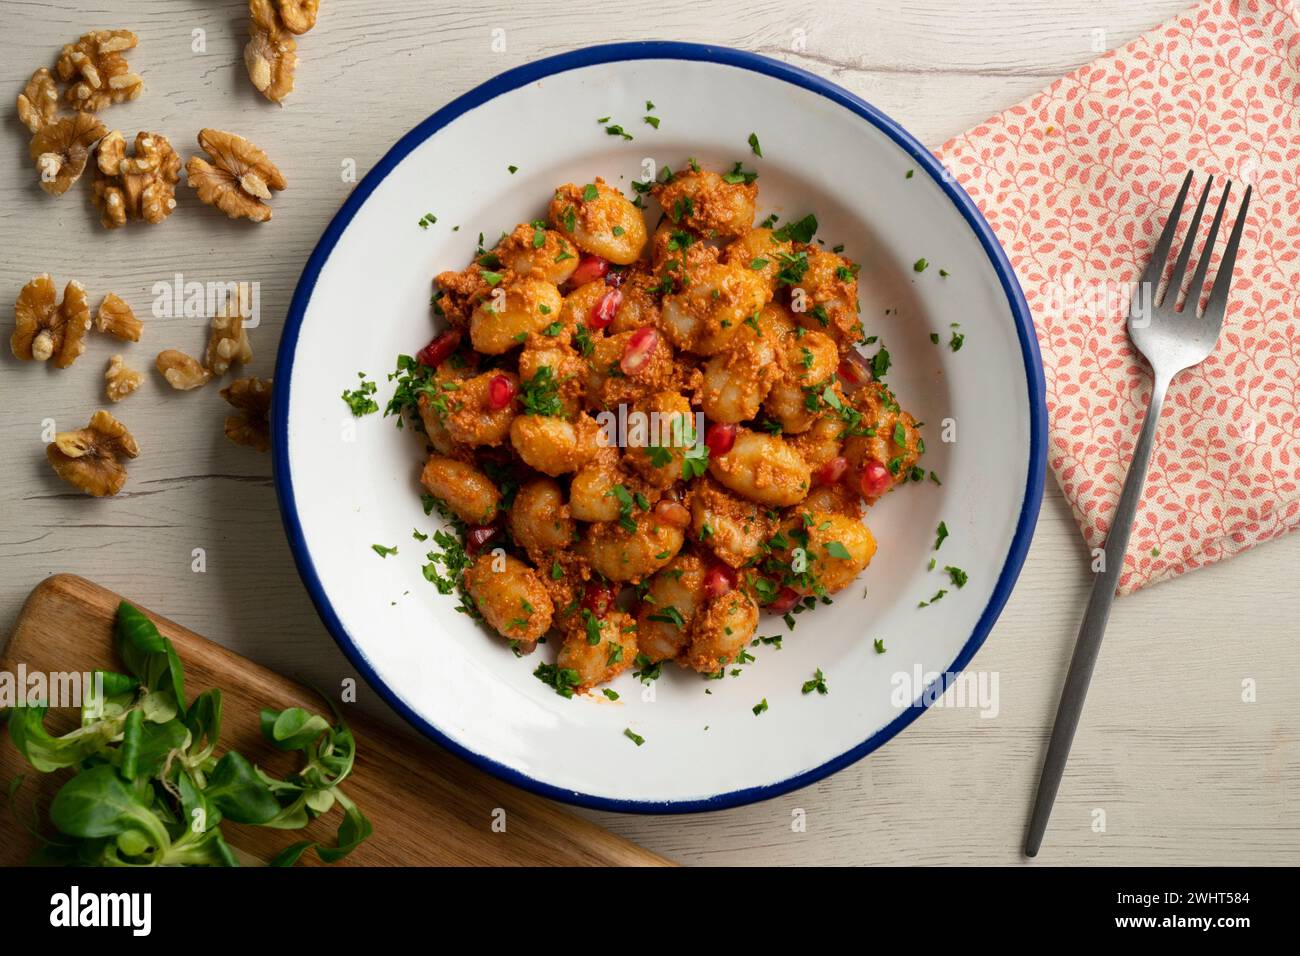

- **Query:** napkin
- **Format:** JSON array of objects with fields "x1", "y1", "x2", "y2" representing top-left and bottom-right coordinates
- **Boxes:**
[{"x1": 936, "y1": 0, "x2": 1300, "y2": 593}]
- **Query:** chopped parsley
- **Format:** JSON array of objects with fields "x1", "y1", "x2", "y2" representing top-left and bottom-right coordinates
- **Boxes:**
[
  {"x1": 623, "y1": 728, "x2": 646, "y2": 746},
  {"x1": 824, "y1": 541, "x2": 852, "y2": 560},
  {"x1": 535, "y1": 663, "x2": 581, "y2": 698},
  {"x1": 417, "y1": 212, "x2": 437, "y2": 230},
  {"x1": 602, "y1": 688, "x2": 620, "y2": 701},
  {"x1": 801, "y1": 668, "x2": 828, "y2": 695},
  {"x1": 371, "y1": 544, "x2": 398, "y2": 558},
  {"x1": 913, "y1": 257, "x2": 929, "y2": 273},
  {"x1": 934, "y1": 521, "x2": 949, "y2": 550},
  {"x1": 752, "y1": 698, "x2": 769, "y2": 716},
  {"x1": 945, "y1": 565, "x2": 969, "y2": 588},
  {"x1": 520, "y1": 365, "x2": 564, "y2": 416},
  {"x1": 748, "y1": 132, "x2": 763, "y2": 157},
  {"x1": 873, "y1": 638, "x2": 886, "y2": 654},
  {"x1": 648, "y1": 605, "x2": 685, "y2": 628},
  {"x1": 342, "y1": 373, "x2": 379, "y2": 416},
  {"x1": 773, "y1": 214, "x2": 818, "y2": 244},
  {"x1": 422, "y1": 530, "x2": 470, "y2": 595},
  {"x1": 507, "y1": 165, "x2": 518, "y2": 174}
]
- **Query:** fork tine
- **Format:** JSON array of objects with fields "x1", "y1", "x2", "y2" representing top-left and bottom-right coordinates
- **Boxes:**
[
  {"x1": 1185, "y1": 180, "x2": 1232, "y2": 316},
  {"x1": 1166, "y1": 175, "x2": 1213, "y2": 308},
  {"x1": 1202, "y1": 185, "x2": 1252, "y2": 328},
  {"x1": 1139, "y1": 170, "x2": 1195, "y2": 290}
]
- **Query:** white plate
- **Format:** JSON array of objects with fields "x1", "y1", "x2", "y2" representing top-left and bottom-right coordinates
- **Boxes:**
[{"x1": 273, "y1": 42, "x2": 1046, "y2": 812}]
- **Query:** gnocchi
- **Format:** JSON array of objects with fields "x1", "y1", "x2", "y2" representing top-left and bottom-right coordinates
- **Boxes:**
[{"x1": 395, "y1": 161, "x2": 924, "y2": 698}]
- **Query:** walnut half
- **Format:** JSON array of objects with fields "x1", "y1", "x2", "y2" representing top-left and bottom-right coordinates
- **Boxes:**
[
  {"x1": 12, "y1": 275, "x2": 91, "y2": 367},
  {"x1": 245, "y1": 0, "x2": 298, "y2": 104},
  {"x1": 276, "y1": 0, "x2": 320, "y2": 35},
  {"x1": 95, "y1": 293, "x2": 142, "y2": 341},
  {"x1": 156, "y1": 349, "x2": 212, "y2": 390},
  {"x1": 92, "y1": 130, "x2": 181, "y2": 229},
  {"x1": 206, "y1": 300, "x2": 254, "y2": 375},
  {"x1": 55, "y1": 29, "x2": 144, "y2": 112},
  {"x1": 105, "y1": 355, "x2": 144, "y2": 402},
  {"x1": 186, "y1": 128, "x2": 286, "y2": 222},
  {"x1": 29, "y1": 112, "x2": 106, "y2": 196},
  {"x1": 221, "y1": 377, "x2": 272, "y2": 451},
  {"x1": 47, "y1": 409, "x2": 140, "y2": 497},
  {"x1": 17, "y1": 68, "x2": 59, "y2": 134}
]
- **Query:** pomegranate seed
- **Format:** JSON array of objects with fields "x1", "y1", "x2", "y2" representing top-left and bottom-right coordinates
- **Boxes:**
[
  {"x1": 465, "y1": 524, "x2": 499, "y2": 555},
  {"x1": 837, "y1": 350, "x2": 872, "y2": 391},
  {"x1": 581, "y1": 583, "x2": 614, "y2": 618},
  {"x1": 486, "y1": 374, "x2": 516, "y2": 410},
  {"x1": 653, "y1": 499, "x2": 691, "y2": 529},
  {"x1": 859, "y1": 458, "x2": 893, "y2": 499},
  {"x1": 704, "y1": 422, "x2": 736, "y2": 457},
  {"x1": 569, "y1": 255, "x2": 610, "y2": 287},
  {"x1": 417, "y1": 330, "x2": 461, "y2": 369},
  {"x1": 766, "y1": 586, "x2": 801, "y2": 615},
  {"x1": 702, "y1": 564, "x2": 737, "y2": 600},
  {"x1": 589, "y1": 288, "x2": 623, "y2": 331},
  {"x1": 813, "y1": 456, "x2": 848, "y2": 486},
  {"x1": 620, "y1": 326, "x2": 659, "y2": 374}
]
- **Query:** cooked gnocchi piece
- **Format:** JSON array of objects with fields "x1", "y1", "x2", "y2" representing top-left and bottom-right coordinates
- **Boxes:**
[{"x1": 398, "y1": 160, "x2": 924, "y2": 698}]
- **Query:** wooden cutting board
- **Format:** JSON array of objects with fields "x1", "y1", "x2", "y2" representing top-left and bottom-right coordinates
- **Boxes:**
[{"x1": 0, "y1": 574, "x2": 671, "y2": 867}]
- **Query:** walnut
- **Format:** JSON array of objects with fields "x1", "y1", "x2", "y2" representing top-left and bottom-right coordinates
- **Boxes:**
[
  {"x1": 220, "y1": 377, "x2": 272, "y2": 452},
  {"x1": 276, "y1": 0, "x2": 320, "y2": 34},
  {"x1": 17, "y1": 68, "x2": 60, "y2": 134},
  {"x1": 94, "y1": 293, "x2": 142, "y2": 341},
  {"x1": 205, "y1": 300, "x2": 254, "y2": 376},
  {"x1": 91, "y1": 130, "x2": 181, "y2": 228},
  {"x1": 186, "y1": 128, "x2": 286, "y2": 222},
  {"x1": 28, "y1": 112, "x2": 106, "y2": 196},
  {"x1": 47, "y1": 409, "x2": 139, "y2": 497},
  {"x1": 245, "y1": 0, "x2": 298, "y2": 104},
  {"x1": 55, "y1": 30, "x2": 143, "y2": 112},
  {"x1": 12, "y1": 275, "x2": 91, "y2": 367},
  {"x1": 156, "y1": 349, "x2": 212, "y2": 390},
  {"x1": 105, "y1": 355, "x2": 144, "y2": 402}
]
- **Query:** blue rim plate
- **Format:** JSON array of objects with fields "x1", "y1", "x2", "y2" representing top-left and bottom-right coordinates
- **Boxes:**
[{"x1": 273, "y1": 41, "x2": 1046, "y2": 813}]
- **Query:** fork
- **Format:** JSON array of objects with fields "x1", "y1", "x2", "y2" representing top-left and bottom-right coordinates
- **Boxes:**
[{"x1": 1024, "y1": 170, "x2": 1252, "y2": 857}]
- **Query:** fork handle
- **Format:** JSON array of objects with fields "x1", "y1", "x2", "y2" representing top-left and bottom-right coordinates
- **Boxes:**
[{"x1": 1024, "y1": 370, "x2": 1171, "y2": 857}]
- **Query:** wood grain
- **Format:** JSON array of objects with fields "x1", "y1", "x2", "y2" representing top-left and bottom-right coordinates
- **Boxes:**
[
  {"x1": 0, "y1": 575, "x2": 671, "y2": 866},
  {"x1": 2, "y1": 0, "x2": 1298, "y2": 866}
]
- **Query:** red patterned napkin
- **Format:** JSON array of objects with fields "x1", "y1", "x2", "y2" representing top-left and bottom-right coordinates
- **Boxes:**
[{"x1": 936, "y1": 0, "x2": 1300, "y2": 593}]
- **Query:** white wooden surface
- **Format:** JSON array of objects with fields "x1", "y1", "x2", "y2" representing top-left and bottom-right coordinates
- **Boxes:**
[{"x1": 2, "y1": 0, "x2": 1297, "y2": 866}]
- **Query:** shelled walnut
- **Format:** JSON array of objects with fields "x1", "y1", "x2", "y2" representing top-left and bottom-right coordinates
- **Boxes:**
[
  {"x1": 186, "y1": 128, "x2": 286, "y2": 222},
  {"x1": 277, "y1": 0, "x2": 320, "y2": 34},
  {"x1": 245, "y1": 0, "x2": 298, "y2": 104},
  {"x1": 55, "y1": 30, "x2": 143, "y2": 111},
  {"x1": 94, "y1": 293, "x2": 142, "y2": 341},
  {"x1": 205, "y1": 303, "x2": 254, "y2": 375},
  {"x1": 46, "y1": 409, "x2": 139, "y2": 497},
  {"x1": 12, "y1": 275, "x2": 91, "y2": 367},
  {"x1": 91, "y1": 130, "x2": 181, "y2": 229},
  {"x1": 156, "y1": 349, "x2": 212, "y2": 390},
  {"x1": 17, "y1": 68, "x2": 59, "y2": 134},
  {"x1": 28, "y1": 112, "x2": 106, "y2": 196},
  {"x1": 220, "y1": 377, "x2": 272, "y2": 452},
  {"x1": 105, "y1": 355, "x2": 144, "y2": 402}
]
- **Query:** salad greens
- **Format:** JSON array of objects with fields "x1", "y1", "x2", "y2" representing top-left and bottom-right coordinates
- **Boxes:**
[{"x1": 1, "y1": 601, "x2": 371, "y2": 867}]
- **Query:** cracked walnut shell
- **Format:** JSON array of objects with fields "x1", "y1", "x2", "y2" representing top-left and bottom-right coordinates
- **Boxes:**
[
  {"x1": 276, "y1": 0, "x2": 320, "y2": 35},
  {"x1": 12, "y1": 275, "x2": 91, "y2": 367},
  {"x1": 186, "y1": 128, "x2": 286, "y2": 222},
  {"x1": 47, "y1": 409, "x2": 140, "y2": 497},
  {"x1": 17, "y1": 68, "x2": 59, "y2": 134},
  {"x1": 156, "y1": 349, "x2": 212, "y2": 390},
  {"x1": 55, "y1": 30, "x2": 143, "y2": 112},
  {"x1": 95, "y1": 293, "x2": 142, "y2": 341},
  {"x1": 245, "y1": 1, "x2": 298, "y2": 104},
  {"x1": 221, "y1": 377, "x2": 272, "y2": 452},
  {"x1": 92, "y1": 130, "x2": 181, "y2": 228},
  {"x1": 29, "y1": 111, "x2": 107, "y2": 196},
  {"x1": 105, "y1": 355, "x2": 144, "y2": 402}
]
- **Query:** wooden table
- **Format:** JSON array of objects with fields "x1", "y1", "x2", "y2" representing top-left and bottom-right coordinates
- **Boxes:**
[{"x1": 2, "y1": 0, "x2": 1296, "y2": 865}]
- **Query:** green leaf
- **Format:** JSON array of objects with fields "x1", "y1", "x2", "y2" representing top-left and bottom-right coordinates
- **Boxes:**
[
  {"x1": 205, "y1": 752, "x2": 282, "y2": 825},
  {"x1": 261, "y1": 707, "x2": 331, "y2": 751},
  {"x1": 115, "y1": 602, "x2": 186, "y2": 717},
  {"x1": 48, "y1": 764, "x2": 169, "y2": 853},
  {"x1": 7, "y1": 705, "x2": 117, "y2": 773},
  {"x1": 315, "y1": 792, "x2": 373, "y2": 863},
  {"x1": 269, "y1": 840, "x2": 316, "y2": 867}
]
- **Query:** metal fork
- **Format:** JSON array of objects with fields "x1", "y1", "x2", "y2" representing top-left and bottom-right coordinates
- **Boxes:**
[{"x1": 1024, "y1": 170, "x2": 1252, "y2": 857}]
